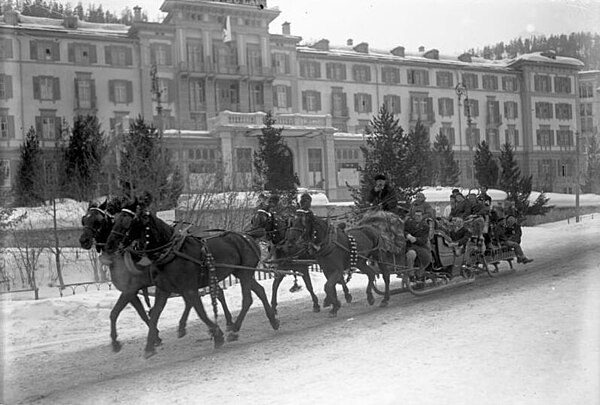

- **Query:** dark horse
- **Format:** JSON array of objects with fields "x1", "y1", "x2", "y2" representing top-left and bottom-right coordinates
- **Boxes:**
[
  {"x1": 284, "y1": 210, "x2": 406, "y2": 316},
  {"x1": 80, "y1": 198, "x2": 233, "y2": 352},
  {"x1": 107, "y1": 207, "x2": 280, "y2": 358},
  {"x1": 247, "y1": 209, "x2": 321, "y2": 314}
]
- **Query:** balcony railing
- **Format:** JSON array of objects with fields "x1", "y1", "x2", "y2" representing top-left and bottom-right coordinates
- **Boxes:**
[{"x1": 208, "y1": 111, "x2": 333, "y2": 131}]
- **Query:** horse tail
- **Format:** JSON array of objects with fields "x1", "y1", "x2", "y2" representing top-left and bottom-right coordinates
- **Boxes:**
[{"x1": 203, "y1": 246, "x2": 219, "y2": 323}]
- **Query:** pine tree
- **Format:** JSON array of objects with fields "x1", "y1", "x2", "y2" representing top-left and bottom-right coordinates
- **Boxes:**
[
  {"x1": 13, "y1": 127, "x2": 44, "y2": 206},
  {"x1": 253, "y1": 112, "x2": 297, "y2": 211},
  {"x1": 404, "y1": 121, "x2": 433, "y2": 188},
  {"x1": 583, "y1": 135, "x2": 600, "y2": 193},
  {"x1": 63, "y1": 114, "x2": 106, "y2": 201},
  {"x1": 473, "y1": 140, "x2": 499, "y2": 187},
  {"x1": 118, "y1": 115, "x2": 182, "y2": 210},
  {"x1": 498, "y1": 143, "x2": 521, "y2": 193},
  {"x1": 432, "y1": 133, "x2": 460, "y2": 186}
]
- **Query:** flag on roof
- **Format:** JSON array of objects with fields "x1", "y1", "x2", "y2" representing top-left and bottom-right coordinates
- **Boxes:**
[{"x1": 223, "y1": 16, "x2": 232, "y2": 43}]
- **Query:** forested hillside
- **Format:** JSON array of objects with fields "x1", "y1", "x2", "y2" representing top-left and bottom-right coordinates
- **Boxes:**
[{"x1": 470, "y1": 32, "x2": 600, "y2": 70}]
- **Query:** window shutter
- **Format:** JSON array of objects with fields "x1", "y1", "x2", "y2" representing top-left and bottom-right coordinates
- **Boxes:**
[
  {"x1": 89, "y1": 45, "x2": 97, "y2": 64},
  {"x1": 427, "y1": 97, "x2": 434, "y2": 121},
  {"x1": 272, "y1": 87, "x2": 278, "y2": 107},
  {"x1": 68, "y1": 44, "x2": 74, "y2": 62},
  {"x1": 424, "y1": 71, "x2": 429, "y2": 86},
  {"x1": 90, "y1": 79, "x2": 96, "y2": 109},
  {"x1": 126, "y1": 81, "x2": 133, "y2": 103},
  {"x1": 5, "y1": 76, "x2": 12, "y2": 99},
  {"x1": 341, "y1": 92, "x2": 347, "y2": 114},
  {"x1": 473, "y1": 100, "x2": 479, "y2": 117},
  {"x1": 352, "y1": 66, "x2": 357, "y2": 81},
  {"x1": 299, "y1": 62, "x2": 305, "y2": 77},
  {"x1": 35, "y1": 116, "x2": 42, "y2": 135},
  {"x1": 74, "y1": 78, "x2": 79, "y2": 107},
  {"x1": 105, "y1": 46, "x2": 112, "y2": 65},
  {"x1": 30, "y1": 41, "x2": 38, "y2": 60},
  {"x1": 438, "y1": 98, "x2": 443, "y2": 115},
  {"x1": 514, "y1": 130, "x2": 519, "y2": 146},
  {"x1": 55, "y1": 117, "x2": 62, "y2": 137},
  {"x1": 4, "y1": 39, "x2": 13, "y2": 58},
  {"x1": 125, "y1": 48, "x2": 133, "y2": 65},
  {"x1": 316, "y1": 92, "x2": 321, "y2": 111},
  {"x1": 536, "y1": 130, "x2": 540, "y2": 145},
  {"x1": 301, "y1": 91, "x2": 307, "y2": 110},
  {"x1": 8, "y1": 116, "x2": 15, "y2": 138},
  {"x1": 341, "y1": 65, "x2": 346, "y2": 80},
  {"x1": 326, "y1": 63, "x2": 332, "y2": 79},
  {"x1": 52, "y1": 42, "x2": 60, "y2": 61},
  {"x1": 494, "y1": 101, "x2": 500, "y2": 123},
  {"x1": 168, "y1": 79, "x2": 175, "y2": 103},
  {"x1": 366, "y1": 66, "x2": 371, "y2": 82},
  {"x1": 33, "y1": 77, "x2": 40, "y2": 99},
  {"x1": 550, "y1": 130, "x2": 555, "y2": 145},
  {"x1": 53, "y1": 77, "x2": 60, "y2": 100},
  {"x1": 548, "y1": 103, "x2": 553, "y2": 119},
  {"x1": 108, "y1": 80, "x2": 114, "y2": 102},
  {"x1": 150, "y1": 45, "x2": 156, "y2": 65},
  {"x1": 354, "y1": 94, "x2": 359, "y2": 112},
  {"x1": 165, "y1": 46, "x2": 172, "y2": 66},
  {"x1": 284, "y1": 54, "x2": 290, "y2": 73},
  {"x1": 315, "y1": 63, "x2": 320, "y2": 78},
  {"x1": 394, "y1": 68, "x2": 400, "y2": 84},
  {"x1": 367, "y1": 95, "x2": 373, "y2": 113},
  {"x1": 286, "y1": 86, "x2": 292, "y2": 108}
]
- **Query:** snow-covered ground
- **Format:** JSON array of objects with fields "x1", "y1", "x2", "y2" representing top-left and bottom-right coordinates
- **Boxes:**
[{"x1": 1, "y1": 213, "x2": 599, "y2": 404}]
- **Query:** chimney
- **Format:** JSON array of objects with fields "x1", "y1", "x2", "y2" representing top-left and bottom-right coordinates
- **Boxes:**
[
  {"x1": 391, "y1": 46, "x2": 405, "y2": 57},
  {"x1": 353, "y1": 42, "x2": 369, "y2": 54},
  {"x1": 133, "y1": 6, "x2": 142, "y2": 22},
  {"x1": 63, "y1": 15, "x2": 79, "y2": 29},
  {"x1": 418, "y1": 46, "x2": 425, "y2": 52},
  {"x1": 282, "y1": 21, "x2": 291, "y2": 35},
  {"x1": 4, "y1": 10, "x2": 20, "y2": 25},
  {"x1": 347, "y1": 38, "x2": 353, "y2": 46},
  {"x1": 313, "y1": 39, "x2": 330, "y2": 51}
]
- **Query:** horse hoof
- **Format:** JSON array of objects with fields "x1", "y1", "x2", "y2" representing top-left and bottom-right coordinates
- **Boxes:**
[
  {"x1": 345, "y1": 294, "x2": 353, "y2": 304},
  {"x1": 178, "y1": 329, "x2": 186, "y2": 339},
  {"x1": 112, "y1": 341, "x2": 122, "y2": 353},
  {"x1": 323, "y1": 297, "x2": 332, "y2": 307},
  {"x1": 367, "y1": 297, "x2": 375, "y2": 306},
  {"x1": 227, "y1": 332, "x2": 239, "y2": 342},
  {"x1": 143, "y1": 349, "x2": 156, "y2": 359},
  {"x1": 154, "y1": 337, "x2": 163, "y2": 347},
  {"x1": 271, "y1": 318, "x2": 280, "y2": 330},
  {"x1": 328, "y1": 310, "x2": 338, "y2": 318},
  {"x1": 313, "y1": 305, "x2": 321, "y2": 313},
  {"x1": 379, "y1": 301, "x2": 389, "y2": 308}
]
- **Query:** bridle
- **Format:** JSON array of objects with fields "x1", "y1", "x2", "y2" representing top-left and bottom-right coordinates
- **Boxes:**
[
  {"x1": 82, "y1": 207, "x2": 112, "y2": 242},
  {"x1": 109, "y1": 208, "x2": 136, "y2": 238}
]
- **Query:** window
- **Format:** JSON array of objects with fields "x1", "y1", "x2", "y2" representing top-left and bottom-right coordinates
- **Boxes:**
[
  {"x1": 466, "y1": 126, "x2": 480, "y2": 148},
  {"x1": 504, "y1": 101, "x2": 518, "y2": 119},
  {"x1": 505, "y1": 125, "x2": 519, "y2": 146},
  {"x1": 75, "y1": 77, "x2": 94, "y2": 109},
  {"x1": 357, "y1": 119, "x2": 371, "y2": 132},
  {"x1": 186, "y1": 40, "x2": 204, "y2": 70},
  {"x1": 534, "y1": 75, "x2": 552, "y2": 92},
  {"x1": 438, "y1": 98, "x2": 454, "y2": 117},
  {"x1": 486, "y1": 99, "x2": 501, "y2": 126},
  {"x1": 272, "y1": 53, "x2": 290, "y2": 74},
  {"x1": 536, "y1": 126, "x2": 554, "y2": 147},
  {"x1": 105, "y1": 45, "x2": 132, "y2": 66},
  {"x1": 216, "y1": 80, "x2": 239, "y2": 110},
  {"x1": 247, "y1": 44, "x2": 262, "y2": 72},
  {"x1": 486, "y1": 128, "x2": 500, "y2": 150},
  {"x1": 302, "y1": 90, "x2": 321, "y2": 111},
  {"x1": 273, "y1": 85, "x2": 291, "y2": 108},
  {"x1": 331, "y1": 90, "x2": 348, "y2": 117},
  {"x1": 35, "y1": 111, "x2": 61, "y2": 140},
  {"x1": 0, "y1": 110, "x2": 15, "y2": 139},
  {"x1": 381, "y1": 67, "x2": 400, "y2": 84},
  {"x1": 407, "y1": 69, "x2": 429, "y2": 85},
  {"x1": 0, "y1": 74, "x2": 12, "y2": 99},
  {"x1": 308, "y1": 148, "x2": 323, "y2": 187},
  {"x1": 0, "y1": 159, "x2": 10, "y2": 188},
  {"x1": 354, "y1": 93, "x2": 372, "y2": 113},
  {"x1": 539, "y1": 159, "x2": 554, "y2": 177},
  {"x1": 482, "y1": 75, "x2": 498, "y2": 90},
  {"x1": 336, "y1": 147, "x2": 361, "y2": 186},
  {"x1": 189, "y1": 79, "x2": 205, "y2": 111},
  {"x1": 502, "y1": 76, "x2": 518, "y2": 91},
  {"x1": 151, "y1": 43, "x2": 172, "y2": 66},
  {"x1": 535, "y1": 102, "x2": 553, "y2": 119},
  {"x1": 33, "y1": 76, "x2": 60, "y2": 101},
  {"x1": 556, "y1": 127, "x2": 573, "y2": 147},
  {"x1": 156, "y1": 79, "x2": 171, "y2": 103},
  {"x1": 555, "y1": 103, "x2": 572, "y2": 120},
  {"x1": 68, "y1": 43, "x2": 97, "y2": 64},
  {"x1": 580, "y1": 103, "x2": 594, "y2": 133},
  {"x1": 558, "y1": 159, "x2": 574, "y2": 177},
  {"x1": 352, "y1": 65, "x2": 371, "y2": 82},
  {"x1": 110, "y1": 112, "x2": 131, "y2": 135},
  {"x1": 188, "y1": 147, "x2": 218, "y2": 173},
  {"x1": 554, "y1": 76, "x2": 571, "y2": 94},
  {"x1": 299, "y1": 60, "x2": 321, "y2": 78},
  {"x1": 462, "y1": 73, "x2": 478, "y2": 89},
  {"x1": 109, "y1": 80, "x2": 133, "y2": 104},
  {"x1": 410, "y1": 93, "x2": 434, "y2": 122},
  {"x1": 383, "y1": 95, "x2": 401, "y2": 114},
  {"x1": 326, "y1": 63, "x2": 346, "y2": 80},
  {"x1": 436, "y1": 71, "x2": 453, "y2": 88},
  {"x1": 0, "y1": 38, "x2": 13, "y2": 59},
  {"x1": 440, "y1": 123, "x2": 455, "y2": 144},
  {"x1": 235, "y1": 148, "x2": 253, "y2": 173},
  {"x1": 464, "y1": 98, "x2": 479, "y2": 118},
  {"x1": 249, "y1": 82, "x2": 264, "y2": 110},
  {"x1": 30, "y1": 40, "x2": 59, "y2": 61},
  {"x1": 579, "y1": 82, "x2": 594, "y2": 98}
]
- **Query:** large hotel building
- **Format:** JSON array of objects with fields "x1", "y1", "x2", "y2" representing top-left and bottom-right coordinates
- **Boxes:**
[{"x1": 1, "y1": 0, "x2": 598, "y2": 202}]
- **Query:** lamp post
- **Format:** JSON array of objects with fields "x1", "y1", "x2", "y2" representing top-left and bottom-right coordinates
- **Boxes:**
[
  {"x1": 150, "y1": 63, "x2": 163, "y2": 134},
  {"x1": 456, "y1": 82, "x2": 473, "y2": 184},
  {"x1": 575, "y1": 131, "x2": 581, "y2": 223}
]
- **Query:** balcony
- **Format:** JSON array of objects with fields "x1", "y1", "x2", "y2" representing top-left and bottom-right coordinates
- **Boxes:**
[
  {"x1": 178, "y1": 61, "x2": 215, "y2": 76},
  {"x1": 208, "y1": 111, "x2": 333, "y2": 132},
  {"x1": 486, "y1": 114, "x2": 503, "y2": 127}
]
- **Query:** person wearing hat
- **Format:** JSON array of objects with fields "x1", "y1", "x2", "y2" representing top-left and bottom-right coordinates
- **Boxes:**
[
  {"x1": 367, "y1": 174, "x2": 398, "y2": 213},
  {"x1": 404, "y1": 208, "x2": 432, "y2": 279},
  {"x1": 497, "y1": 215, "x2": 533, "y2": 264},
  {"x1": 409, "y1": 191, "x2": 435, "y2": 220},
  {"x1": 299, "y1": 192, "x2": 312, "y2": 212}
]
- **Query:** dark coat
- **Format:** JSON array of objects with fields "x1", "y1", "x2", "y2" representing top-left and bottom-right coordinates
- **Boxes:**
[
  {"x1": 367, "y1": 185, "x2": 398, "y2": 213},
  {"x1": 450, "y1": 226, "x2": 472, "y2": 246},
  {"x1": 498, "y1": 220, "x2": 522, "y2": 244},
  {"x1": 404, "y1": 218, "x2": 430, "y2": 248}
]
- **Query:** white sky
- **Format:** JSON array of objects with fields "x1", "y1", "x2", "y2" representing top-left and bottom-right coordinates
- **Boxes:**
[{"x1": 81, "y1": 0, "x2": 600, "y2": 54}]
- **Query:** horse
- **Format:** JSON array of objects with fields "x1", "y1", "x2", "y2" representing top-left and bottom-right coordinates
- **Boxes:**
[
  {"x1": 247, "y1": 208, "x2": 321, "y2": 314},
  {"x1": 107, "y1": 206, "x2": 280, "y2": 358},
  {"x1": 80, "y1": 198, "x2": 233, "y2": 352},
  {"x1": 283, "y1": 209, "x2": 406, "y2": 316}
]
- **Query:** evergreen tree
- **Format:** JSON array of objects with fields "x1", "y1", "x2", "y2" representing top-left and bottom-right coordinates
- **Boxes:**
[
  {"x1": 431, "y1": 133, "x2": 460, "y2": 186},
  {"x1": 118, "y1": 115, "x2": 182, "y2": 210},
  {"x1": 583, "y1": 135, "x2": 600, "y2": 193},
  {"x1": 63, "y1": 114, "x2": 106, "y2": 201},
  {"x1": 253, "y1": 112, "x2": 297, "y2": 211},
  {"x1": 404, "y1": 121, "x2": 433, "y2": 188},
  {"x1": 473, "y1": 140, "x2": 499, "y2": 187},
  {"x1": 351, "y1": 105, "x2": 414, "y2": 208},
  {"x1": 498, "y1": 143, "x2": 521, "y2": 193},
  {"x1": 13, "y1": 127, "x2": 44, "y2": 206}
]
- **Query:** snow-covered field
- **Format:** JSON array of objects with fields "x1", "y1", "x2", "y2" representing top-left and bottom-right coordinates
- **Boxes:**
[{"x1": 1, "y1": 213, "x2": 599, "y2": 404}]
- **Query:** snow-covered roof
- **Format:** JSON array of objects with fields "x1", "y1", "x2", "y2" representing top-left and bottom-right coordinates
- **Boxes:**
[{"x1": 506, "y1": 51, "x2": 585, "y2": 68}]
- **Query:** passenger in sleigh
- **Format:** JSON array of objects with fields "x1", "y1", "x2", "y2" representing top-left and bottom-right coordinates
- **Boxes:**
[
  {"x1": 404, "y1": 209, "x2": 432, "y2": 276},
  {"x1": 497, "y1": 215, "x2": 533, "y2": 264},
  {"x1": 449, "y1": 192, "x2": 471, "y2": 219},
  {"x1": 449, "y1": 217, "x2": 472, "y2": 253},
  {"x1": 367, "y1": 174, "x2": 399, "y2": 214},
  {"x1": 409, "y1": 192, "x2": 435, "y2": 220}
]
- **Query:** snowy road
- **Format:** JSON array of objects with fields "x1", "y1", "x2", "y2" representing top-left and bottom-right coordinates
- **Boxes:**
[{"x1": 2, "y1": 218, "x2": 599, "y2": 405}]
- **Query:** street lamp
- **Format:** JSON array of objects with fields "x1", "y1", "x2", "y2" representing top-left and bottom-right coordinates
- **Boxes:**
[{"x1": 456, "y1": 82, "x2": 474, "y2": 185}]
